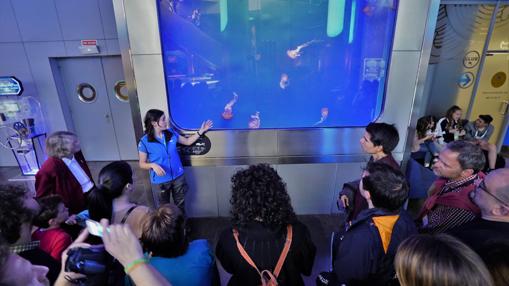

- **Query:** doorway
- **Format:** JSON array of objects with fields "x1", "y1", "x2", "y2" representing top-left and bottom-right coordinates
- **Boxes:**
[
  {"x1": 56, "y1": 56, "x2": 138, "y2": 161},
  {"x1": 425, "y1": 1, "x2": 509, "y2": 151}
]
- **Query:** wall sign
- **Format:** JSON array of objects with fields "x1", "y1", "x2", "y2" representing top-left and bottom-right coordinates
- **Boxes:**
[
  {"x1": 458, "y1": 72, "x2": 474, "y2": 89},
  {"x1": 363, "y1": 58, "x2": 386, "y2": 81},
  {"x1": 463, "y1": 51, "x2": 480, "y2": 69},
  {"x1": 177, "y1": 135, "x2": 211, "y2": 156},
  {"x1": 0, "y1": 76, "x2": 23, "y2": 96}
]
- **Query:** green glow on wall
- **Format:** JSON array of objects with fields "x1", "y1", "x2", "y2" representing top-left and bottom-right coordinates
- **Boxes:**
[
  {"x1": 327, "y1": 0, "x2": 345, "y2": 37},
  {"x1": 220, "y1": 0, "x2": 228, "y2": 32},
  {"x1": 348, "y1": 0, "x2": 356, "y2": 43}
]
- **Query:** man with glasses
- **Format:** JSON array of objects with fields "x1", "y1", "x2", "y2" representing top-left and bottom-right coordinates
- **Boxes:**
[
  {"x1": 418, "y1": 141, "x2": 486, "y2": 233},
  {"x1": 449, "y1": 168, "x2": 509, "y2": 252}
]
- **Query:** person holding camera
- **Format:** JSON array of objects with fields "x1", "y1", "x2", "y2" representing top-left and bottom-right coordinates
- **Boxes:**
[{"x1": 55, "y1": 221, "x2": 172, "y2": 286}]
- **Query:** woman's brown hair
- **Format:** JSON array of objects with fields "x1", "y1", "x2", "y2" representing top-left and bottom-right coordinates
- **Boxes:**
[
  {"x1": 395, "y1": 234, "x2": 493, "y2": 286},
  {"x1": 141, "y1": 203, "x2": 188, "y2": 258}
]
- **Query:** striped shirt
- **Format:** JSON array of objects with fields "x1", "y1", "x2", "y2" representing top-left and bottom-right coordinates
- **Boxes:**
[{"x1": 422, "y1": 174, "x2": 478, "y2": 234}]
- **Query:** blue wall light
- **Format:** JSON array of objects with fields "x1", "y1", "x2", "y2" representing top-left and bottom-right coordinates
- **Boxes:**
[{"x1": 327, "y1": 0, "x2": 345, "y2": 37}]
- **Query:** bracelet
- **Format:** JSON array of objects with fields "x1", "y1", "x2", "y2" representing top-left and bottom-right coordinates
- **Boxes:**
[{"x1": 124, "y1": 258, "x2": 148, "y2": 274}]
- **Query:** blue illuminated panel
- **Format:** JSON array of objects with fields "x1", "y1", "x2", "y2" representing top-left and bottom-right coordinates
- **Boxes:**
[{"x1": 156, "y1": 0, "x2": 398, "y2": 129}]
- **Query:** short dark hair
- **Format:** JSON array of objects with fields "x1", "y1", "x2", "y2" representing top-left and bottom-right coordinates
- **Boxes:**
[
  {"x1": 478, "y1": 115, "x2": 493, "y2": 125},
  {"x1": 446, "y1": 141, "x2": 485, "y2": 172},
  {"x1": 33, "y1": 195, "x2": 63, "y2": 228},
  {"x1": 365, "y1": 122, "x2": 399, "y2": 154},
  {"x1": 0, "y1": 185, "x2": 34, "y2": 244},
  {"x1": 362, "y1": 161, "x2": 408, "y2": 211},
  {"x1": 230, "y1": 164, "x2": 296, "y2": 229},
  {"x1": 141, "y1": 204, "x2": 188, "y2": 258}
]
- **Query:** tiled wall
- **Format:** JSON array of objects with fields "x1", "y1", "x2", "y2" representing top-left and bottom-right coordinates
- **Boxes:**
[{"x1": 0, "y1": 0, "x2": 119, "y2": 166}]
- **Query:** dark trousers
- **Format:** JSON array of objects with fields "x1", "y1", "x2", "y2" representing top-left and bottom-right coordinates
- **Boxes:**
[{"x1": 159, "y1": 175, "x2": 188, "y2": 217}]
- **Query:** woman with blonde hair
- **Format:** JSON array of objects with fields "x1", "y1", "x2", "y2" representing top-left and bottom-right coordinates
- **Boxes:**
[
  {"x1": 395, "y1": 234, "x2": 494, "y2": 286},
  {"x1": 35, "y1": 131, "x2": 94, "y2": 214}
]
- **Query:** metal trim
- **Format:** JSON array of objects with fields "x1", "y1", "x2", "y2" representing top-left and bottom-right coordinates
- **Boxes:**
[
  {"x1": 114, "y1": 80, "x2": 129, "y2": 102},
  {"x1": 400, "y1": 0, "x2": 441, "y2": 171},
  {"x1": 112, "y1": 0, "x2": 144, "y2": 141},
  {"x1": 76, "y1": 83, "x2": 97, "y2": 103},
  {"x1": 182, "y1": 154, "x2": 374, "y2": 167},
  {"x1": 112, "y1": 0, "x2": 155, "y2": 206}
]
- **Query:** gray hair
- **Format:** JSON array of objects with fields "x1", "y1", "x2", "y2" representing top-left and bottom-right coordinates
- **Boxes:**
[
  {"x1": 45, "y1": 131, "x2": 78, "y2": 158},
  {"x1": 446, "y1": 141, "x2": 485, "y2": 172}
]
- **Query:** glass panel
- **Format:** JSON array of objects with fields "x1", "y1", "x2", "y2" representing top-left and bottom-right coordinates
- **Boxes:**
[{"x1": 157, "y1": 0, "x2": 398, "y2": 129}]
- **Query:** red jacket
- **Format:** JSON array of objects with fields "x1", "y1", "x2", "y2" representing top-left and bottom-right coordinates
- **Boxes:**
[{"x1": 35, "y1": 151, "x2": 93, "y2": 214}]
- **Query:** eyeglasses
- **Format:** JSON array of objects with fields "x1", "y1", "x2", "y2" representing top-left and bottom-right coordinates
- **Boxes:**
[{"x1": 476, "y1": 179, "x2": 509, "y2": 208}]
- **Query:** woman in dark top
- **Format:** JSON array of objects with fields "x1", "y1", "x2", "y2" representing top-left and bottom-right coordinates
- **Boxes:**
[{"x1": 215, "y1": 164, "x2": 316, "y2": 286}]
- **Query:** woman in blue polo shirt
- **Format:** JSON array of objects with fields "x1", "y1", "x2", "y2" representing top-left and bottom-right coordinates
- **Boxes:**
[{"x1": 138, "y1": 109, "x2": 212, "y2": 216}]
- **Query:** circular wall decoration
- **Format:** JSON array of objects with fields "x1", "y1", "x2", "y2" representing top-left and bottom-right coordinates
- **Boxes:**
[
  {"x1": 463, "y1": 51, "x2": 480, "y2": 69},
  {"x1": 457, "y1": 72, "x2": 474, "y2": 89},
  {"x1": 114, "y1": 80, "x2": 129, "y2": 102},
  {"x1": 491, "y1": 72, "x2": 507, "y2": 88},
  {"x1": 76, "y1": 83, "x2": 96, "y2": 103}
]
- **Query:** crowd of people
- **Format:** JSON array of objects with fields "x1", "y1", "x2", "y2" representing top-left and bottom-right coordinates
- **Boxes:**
[{"x1": 0, "y1": 107, "x2": 508, "y2": 286}]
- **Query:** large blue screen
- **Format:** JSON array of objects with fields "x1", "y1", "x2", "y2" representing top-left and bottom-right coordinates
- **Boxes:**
[{"x1": 157, "y1": 0, "x2": 398, "y2": 129}]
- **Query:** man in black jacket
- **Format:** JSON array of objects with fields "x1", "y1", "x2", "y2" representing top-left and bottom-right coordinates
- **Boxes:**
[{"x1": 319, "y1": 162, "x2": 417, "y2": 286}]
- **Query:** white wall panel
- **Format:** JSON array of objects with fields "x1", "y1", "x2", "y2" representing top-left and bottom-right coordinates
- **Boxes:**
[
  {"x1": 184, "y1": 166, "x2": 219, "y2": 217},
  {"x1": 11, "y1": 0, "x2": 63, "y2": 42},
  {"x1": 131, "y1": 54, "x2": 168, "y2": 118},
  {"x1": 124, "y1": 0, "x2": 161, "y2": 55},
  {"x1": 24, "y1": 42, "x2": 68, "y2": 132},
  {"x1": 277, "y1": 164, "x2": 337, "y2": 214},
  {"x1": 0, "y1": 0, "x2": 21, "y2": 42},
  {"x1": 392, "y1": 0, "x2": 430, "y2": 51},
  {"x1": 378, "y1": 51, "x2": 421, "y2": 153},
  {"x1": 98, "y1": 0, "x2": 118, "y2": 39},
  {"x1": 215, "y1": 165, "x2": 248, "y2": 216},
  {"x1": 0, "y1": 43, "x2": 37, "y2": 97},
  {"x1": 55, "y1": 0, "x2": 104, "y2": 40}
]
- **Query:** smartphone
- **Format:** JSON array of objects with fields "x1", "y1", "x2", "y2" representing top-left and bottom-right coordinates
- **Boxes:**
[{"x1": 86, "y1": 219, "x2": 108, "y2": 237}]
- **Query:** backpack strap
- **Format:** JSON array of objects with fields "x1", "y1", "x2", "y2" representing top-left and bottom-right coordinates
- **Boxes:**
[
  {"x1": 273, "y1": 225, "x2": 292, "y2": 277},
  {"x1": 232, "y1": 225, "x2": 293, "y2": 278}
]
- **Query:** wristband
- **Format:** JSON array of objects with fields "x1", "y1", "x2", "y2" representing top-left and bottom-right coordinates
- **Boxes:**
[{"x1": 124, "y1": 258, "x2": 148, "y2": 274}]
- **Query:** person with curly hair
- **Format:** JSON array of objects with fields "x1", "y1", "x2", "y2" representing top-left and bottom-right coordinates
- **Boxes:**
[
  {"x1": 215, "y1": 164, "x2": 316, "y2": 286},
  {"x1": 0, "y1": 184, "x2": 60, "y2": 284}
]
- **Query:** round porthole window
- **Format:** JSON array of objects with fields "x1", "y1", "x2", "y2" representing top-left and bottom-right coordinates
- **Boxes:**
[
  {"x1": 76, "y1": 83, "x2": 96, "y2": 103},
  {"x1": 114, "y1": 80, "x2": 129, "y2": 102}
]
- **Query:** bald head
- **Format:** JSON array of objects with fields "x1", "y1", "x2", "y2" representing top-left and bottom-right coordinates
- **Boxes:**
[
  {"x1": 489, "y1": 168, "x2": 509, "y2": 202},
  {"x1": 473, "y1": 168, "x2": 509, "y2": 221}
]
